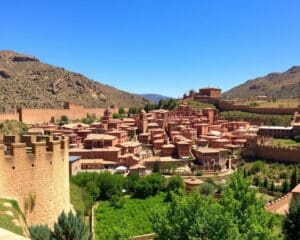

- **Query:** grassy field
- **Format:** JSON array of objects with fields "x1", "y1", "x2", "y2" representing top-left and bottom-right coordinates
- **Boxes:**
[
  {"x1": 271, "y1": 138, "x2": 300, "y2": 147},
  {"x1": 240, "y1": 99, "x2": 299, "y2": 108},
  {"x1": 70, "y1": 182, "x2": 92, "y2": 220},
  {"x1": 187, "y1": 100, "x2": 215, "y2": 110},
  {"x1": 0, "y1": 198, "x2": 24, "y2": 236},
  {"x1": 94, "y1": 193, "x2": 165, "y2": 240}
]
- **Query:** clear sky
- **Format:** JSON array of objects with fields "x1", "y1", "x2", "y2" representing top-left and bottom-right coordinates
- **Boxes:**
[{"x1": 1, "y1": 0, "x2": 300, "y2": 98}]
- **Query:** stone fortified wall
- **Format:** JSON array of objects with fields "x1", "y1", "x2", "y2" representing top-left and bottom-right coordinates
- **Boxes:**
[
  {"x1": 0, "y1": 135, "x2": 70, "y2": 227},
  {"x1": 265, "y1": 193, "x2": 292, "y2": 213},
  {"x1": 254, "y1": 145, "x2": 300, "y2": 163},
  {"x1": 0, "y1": 102, "x2": 121, "y2": 123},
  {"x1": 0, "y1": 111, "x2": 19, "y2": 122},
  {"x1": 216, "y1": 99, "x2": 299, "y2": 115}
]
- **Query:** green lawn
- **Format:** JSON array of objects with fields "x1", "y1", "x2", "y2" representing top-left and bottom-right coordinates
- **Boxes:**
[
  {"x1": 271, "y1": 138, "x2": 300, "y2": 147},
  {"x1": 0, "y1": 198, "x2": 24, "y2": 236},
  {"x1": 94, "y1": 193, "x2": 166, "y2": 240},
  {"x1": 70, "y1": 182, "x2": 92, "y2": 219},
  {"x1": 187, "y1": 100, "x2": 215, "y2": 110}
]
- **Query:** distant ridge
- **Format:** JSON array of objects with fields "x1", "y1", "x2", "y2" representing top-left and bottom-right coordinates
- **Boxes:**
[
  {"x1": 138, "y1": 93, "x2": 172, "y2": 103},
  {"x1": 0, "y1": 50, "x2": 149, "y2": 112},
  {"x1": 224, "y1": 66, "x2": 300, "y2": 99}
]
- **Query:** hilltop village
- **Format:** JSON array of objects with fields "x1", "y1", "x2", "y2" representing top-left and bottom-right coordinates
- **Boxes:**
[{"x1": 0, "y1": 87, "x2": 300, "y2": 239}]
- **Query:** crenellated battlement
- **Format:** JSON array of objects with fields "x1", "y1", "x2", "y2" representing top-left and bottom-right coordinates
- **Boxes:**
[
  {"x1": 0, "y1": 134, "x2": 70, "y2": 227},
  {"x1": 2, "y1": 135, "x2": 69, "y2": 156}
]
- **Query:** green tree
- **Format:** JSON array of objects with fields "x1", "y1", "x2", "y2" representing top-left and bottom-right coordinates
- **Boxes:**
[
  {"x1": 86, "y1": 181, "x2": 100, "y2": 201},
  {"x1": 165, "y1": 175, "x2": 184, "y2": 201},
  {"x1": 60, "y1": 115, "x2": 69, "y2": 124},
  {"x1": 133, "y1": 179, "x2": 153, "y2": 199},
  {"x1": 152, "y1": 161, "x2": 160, "y2": 173},
  {"x1": 283, "y1": 197, "x2": 300, "y2": 240},
  {"x1": 29, "y1": 224, "x2": 51, "y2": 240},
  {"x1": 270, "y1": 181, "x2": 275, "y2": 192},
  {"x1": 151, "y1": 192, "x2": 240, "y2": 240},
  {"x1": 263, "y1": 178, "x2": 269, "y2": 188},
  {"x1": 126, "y1": 172, "x2": 140, "y2": 193},
  {"x1": 166, "y1": 175, "x2": 184, "y2": 193},
  {"x1": 118, "y1": 107, "x2": 126, "y2": 115},
  {"x1": 52, "y1": 211, "x2": 92, "y2": 240},
  {"x1": 253, "y1": 176, "x2": 260, "y2": 186},
  {"x1": 290, "y1": 166, "x2": 298, "y2": 190},
  {"x1": 220, "y1": 174, "x2": 278, "y2": 240},
  {"x1": 294, "y1": 135, "x2": 300, "y2": 142},
  {"x1": 282, "y1": 179, "x2": 290, "y2": 193},
  {"x1": 128, "y1": 107, "x2": 138, "y2": 115}
]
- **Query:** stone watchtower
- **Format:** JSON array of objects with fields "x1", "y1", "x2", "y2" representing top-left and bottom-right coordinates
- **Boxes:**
[
  {"x1": 243, "y1": 134, "x2": 258, "y2": 158},
  {"x1": 0, "y1": 135, "x2": 71, "y2": 227}
]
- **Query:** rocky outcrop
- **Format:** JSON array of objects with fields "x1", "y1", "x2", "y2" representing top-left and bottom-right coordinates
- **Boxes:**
[{"x1": 0, "y1": 69, "x2": 11, "y2": 78}]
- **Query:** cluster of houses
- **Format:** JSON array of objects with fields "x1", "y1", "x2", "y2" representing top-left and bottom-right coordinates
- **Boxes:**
[{"x1": 27, "y1": 101, "x2": 259, "y2": 176}]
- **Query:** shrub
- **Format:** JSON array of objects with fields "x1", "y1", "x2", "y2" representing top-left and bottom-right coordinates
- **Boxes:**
[
  {"x1": 110, "y1": 195, "x2": 125, "y2": 209},
  {"x1": 199, "y1": 182, "x2": 215, "y2": 196},
  {"x1": 133, "y1": 179, "x2": 153, "y2": 199},
  {"x1": 29, "y1": 224, "x2": 51, "y2": 240},
  {"x1": 294, "y1": 135, "x2": 300, "y2": 142}
]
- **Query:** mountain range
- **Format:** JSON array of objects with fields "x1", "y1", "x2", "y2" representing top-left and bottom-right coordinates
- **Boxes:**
[
  {"x1": 0, "y1": 50, "x2": 148, "y2": 112},
  {"x1": 138, "y1": 94, "x2": 172, "y2": 103}
]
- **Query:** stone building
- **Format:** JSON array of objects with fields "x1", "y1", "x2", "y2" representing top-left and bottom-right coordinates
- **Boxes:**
[{"x1": 0, "y1": 135, "x2": 70, "y2": 227}]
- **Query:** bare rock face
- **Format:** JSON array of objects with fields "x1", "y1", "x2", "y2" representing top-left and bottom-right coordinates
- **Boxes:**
[{"x1": 0, "y1": 69, "x2": 11, "y2": 78}]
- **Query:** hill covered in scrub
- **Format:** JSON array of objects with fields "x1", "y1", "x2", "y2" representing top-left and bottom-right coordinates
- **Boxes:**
[
  {"x1": 0, "y1": 50, "x2": 149, "y2": 112},
  {"x1": 224, "y1": 66, "x2": 300, "y2": 99}
]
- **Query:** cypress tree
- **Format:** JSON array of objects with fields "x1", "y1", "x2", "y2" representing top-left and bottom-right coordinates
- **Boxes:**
[
  {"x1": 290, "y1": 166, "x2": 298, "y2": 190},
  {"x1": 282, "y1": 179, "x2": 290, "y2": 193}
]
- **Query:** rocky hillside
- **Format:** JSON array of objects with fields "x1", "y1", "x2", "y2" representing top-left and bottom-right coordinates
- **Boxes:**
[
  {"x1": 224, "y1": 66, "x2": 300, "y2": 99},
  {"x1": 0, "y1": 50, "x2": 148, "y2": 111}
]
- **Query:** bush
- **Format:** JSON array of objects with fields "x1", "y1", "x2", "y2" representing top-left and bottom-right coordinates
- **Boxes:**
[
  {"x1": 127, "y1": 172, "x2": 141, "y2": 193},
  {"x1": 30, "y1": 211, "x2": 92, "y2": 240},
  {"x1": 133, "y1": 173, "x2": 165, "y2": 199},
  {"x1": 0, "y1": 120, "x2": 28, "y2": 135},
  {"x1": 249, "y1": 161, "x2": 264, "y2": 175},
  {"x1": 118, "y1": 107, "x2": 126, "y2": 115},
  {"x1": 110, "y1": 195, "x2": 125, "y2": 209},
  {"x1": 29, "y1": 224, "x2": 52, "y2": 240},
  {"x1": 112, "y1": 113, "x2": 122, "y2": 119},
  {"x1": 133, "y1": 179, "x2": 153, "y2": 199},
  {"x1": 294, "y1": 135, "x2": 300, "y2": 142},
  {"x1": 166, "y1": 176, "x2": 184, "y2": 193},
  {"x1": 199, "y1": 182, "x2": 215, "y2": 196},
  {"x1": 60, "y1": 115, "x2": 69, "y2": 124}
]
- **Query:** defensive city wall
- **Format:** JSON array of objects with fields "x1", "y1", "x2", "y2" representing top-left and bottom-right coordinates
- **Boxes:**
[
  {"x1": 0, "y1": 135, "x2": 70, "y2": 227},
  {"x1": 217, "y1": 100, "x2": 300, "y2": 115},
  {"x1": 0, "y1": 102, "x2": 120, "y2": 124},
  {"x1": 244, "y1": 136, "x2": 300, "y2": 163},
  {"x1": 184, "y1": 88, "x2": 300, "y2": 115}
]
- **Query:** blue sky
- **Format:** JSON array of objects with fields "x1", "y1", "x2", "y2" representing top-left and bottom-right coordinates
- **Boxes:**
[{"x1": 1, "y1": 0, "x2": 300, "y2": 98}]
